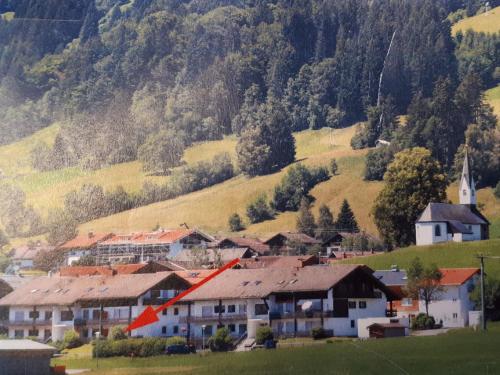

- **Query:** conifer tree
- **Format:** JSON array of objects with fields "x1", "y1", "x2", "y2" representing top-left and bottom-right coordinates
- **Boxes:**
[
  {"x1": 296, "y1": 198, "x2": 316, "y2": 237},
  {"x1": 336, "y1": 199, "x2": 359, "y2": 233},
  {"x1": 316, "y1": 204, "x2": 335, "y2": 241}
]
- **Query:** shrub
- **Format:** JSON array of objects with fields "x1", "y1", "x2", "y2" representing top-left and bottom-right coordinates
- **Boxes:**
[
  {"x1": 139, "y1": 337, "x2": 166, "y2": 357},
  {"x1": 92, "y1": 339, "x2": 113, "y2": 358},
  {"x1": 109, "y1": 325, "x2": 127, "y2": 341},
  {"x1": 63, "y1": 329, "x2": 82, "y2": 349},
  {"x1": 228, "y1": 213, "x2": 245, "y2": 231},
  {"x1": 93, "y1": 337, "x2": 169, "y2": 358},
  {"x1": 246, "y1": 195, "x2": 274, "y2": 223},
  {"x1": 411, "y1": 313, "x2": 436, "y2": 330},
  {"x1": 364, "y1": 147, "x2": 394, "y2": 181},
  {"x1": 255, "y1": 326, "x2": 274, "y2": 345},
  {"x1": 165, "y1": 336, "x2": 187, "y2": 346},
  {"x1": 311, "y1": 327, "x2": 328, "y2": 340},
  {"x1": 495, "y1": 181, "x2": 500, "y2": 199},
  {"x1": 208, "y1": 327, "x2": 233, "y2": 352},
  {"x1": 330, "y1": 158, "x2": 338, "y2": 175}
]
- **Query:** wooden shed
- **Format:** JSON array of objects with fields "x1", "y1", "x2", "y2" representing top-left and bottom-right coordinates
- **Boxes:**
[
  {"x1": 367, "y1": 323, "x2": 406, "y2": 338},
  {"x1": 0, "y1": 339, "x2": 56, "y2": 375}
]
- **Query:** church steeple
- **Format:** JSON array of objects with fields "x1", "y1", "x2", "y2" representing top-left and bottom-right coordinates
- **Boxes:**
[{"x1": 459, "y1": 148, "x2": 476, "y2": 205}]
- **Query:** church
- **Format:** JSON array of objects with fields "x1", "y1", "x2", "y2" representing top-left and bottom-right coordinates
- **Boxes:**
[{"x1": 415, "y1": 151, "x2": 490, "y2": 246}]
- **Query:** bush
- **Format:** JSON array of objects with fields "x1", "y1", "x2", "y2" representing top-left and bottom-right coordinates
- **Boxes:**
[
  {"x1": 93, "y1": 337, "x2": 169, "y2": 358},
  {"x1": 364, "y1": 147, "x2": 394, "y2": 181},
  {"x1": 495, "y1": 181, "x2": 500, "y2": 199},
  {"x1": 109, "y1": 325, "x2": 127, "y2": 341},
  {"x1": 311, "y1": 327, "x2": 328, "y2": 340},
  {"x1": 330, "y1": 158, "x2": 338, "y2": 175},
  {"x1": 63, "y1": 329, "x2": 82, "y2": 349},
  {"x1": 165, "y1": 336, "x2": 187, "y2": 346},
  {"x1": 246, "y1": 195, "x2": 274, "y2": 223},
  {"x1": 255, "y1": 326, "x2": 274, "y2": 345},
  {"x1": 208, "y1": 327, "x2": 233, "y2": 352},
  {"x1": 139, "y1": 337, "x2": 166, "y2": 357},
  {"x1": 228, "y1": 213, "x2": 245, "y2": 231},
  {"x1": 92, "y1": 339, "x2": 113, "y2": 358},
  {"x1": 411, "y1": 313, "x2": 436, "y2": 330}
]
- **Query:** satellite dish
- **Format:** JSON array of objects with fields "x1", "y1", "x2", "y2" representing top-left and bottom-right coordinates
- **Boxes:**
[{"x1": 301, "y1": 301, "x2": 313, "y2": 311}]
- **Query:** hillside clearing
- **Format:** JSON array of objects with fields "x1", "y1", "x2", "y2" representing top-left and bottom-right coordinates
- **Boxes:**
[
  {"x1": 452, "y1": 6, "x2": 500, "y2": 34},
  {"x1": 485, "y1": 84, "x2": 500, "y2": 119}
]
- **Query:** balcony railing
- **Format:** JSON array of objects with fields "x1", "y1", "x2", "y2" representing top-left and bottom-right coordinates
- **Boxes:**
[
  {"x1": 179, "y1": 313, "x2": 247, "y2": 324},
  {"x1": 2, "y1": 319, "x2": 52, "y2": 326},
  {"x1": 269, "y1": 310, "x2": 334, "y2": 320},
  {"x1": 74, "y1": 318, "x2": 130, "y2": 326}
]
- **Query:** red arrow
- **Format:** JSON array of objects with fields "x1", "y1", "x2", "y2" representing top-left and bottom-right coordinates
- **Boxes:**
[{"x1": 124, "y1": 258, "x2": 239, "y2": 332}]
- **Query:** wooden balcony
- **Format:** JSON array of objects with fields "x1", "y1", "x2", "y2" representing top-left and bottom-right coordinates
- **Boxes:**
[
  {"x1": 179, "y1": 314, "x2": 247, "y2": 324},
  {"x1": 269, "y1": 310, "x2": 334, "y2": 320},
  {"x1": 2, "y1": 319, "x2": 52, "y2": 326}
]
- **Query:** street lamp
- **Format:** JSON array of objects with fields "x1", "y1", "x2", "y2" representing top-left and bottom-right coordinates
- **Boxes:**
[
  {"x1": 95, "y1": 331, "x2": 101, "y2": 369},
  {"x1": 201, "y1": 325, "x2": 206, "y2": 351}
]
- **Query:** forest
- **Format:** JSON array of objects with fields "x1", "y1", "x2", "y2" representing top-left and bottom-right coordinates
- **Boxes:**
[{"x1": 0, "y1": 0, "x2": 499, "y2": 245}]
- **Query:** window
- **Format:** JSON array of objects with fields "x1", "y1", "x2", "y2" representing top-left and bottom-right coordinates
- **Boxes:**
[
  {"x1": 238, "y1": 324, "x2": 247, "y2": 334},
  {"x1": 434, "y1": 225, "x2": 441, "y2": 237},
  {"x1": 350, "y1": 320, "x2": 355, "y2": 328},
  {"x1": 44, "y1": 311, "x2": 52, "y2": 320},
  {"x1": 203, "y1": 325, "x2": 213, "y2": 336},
  {"x1": 201, "y1": 306, "x2": 212, "y2": 317},
  {"x1": 254, "y1": 304, "x2": 268, "y2": 316},
  {"x1": 14, "y1": 311, "x2": 24, "y2": 321},
  {"x1": 162, "y1": 309, "x2": 167, "y2": 316},
  {"x1": 174, "y1": 308, "x2": 179, "y2": 316},
  {"x1": 173, "y1": 325, "x2": 179, "y2": 334},
  {"x1": 83, "y1": 310, "x2": 89, "y2": 319},
  {"x1": 348, "y1": 301, "x2": 356, "y2": 309},
  {"x1": 14, "y1": 330, "x2": 24, "y2": 338},
  {"x1": 453, "y1": 313, "x2": 458, "y2": 319},
  {"x1": 227, "y1": 305, "x2": 236, "y2": 313},
  {"x1": 228, "y1": 324, "x2": 236, "y2": 333},
  {"x1": 61, "y1": 311, "x2": 74, "y2": 321},
  {"x1": 44, "y1": 329, "x2": 51, "y2": 339},
  {"x1": 28, "y1": 329, "x2": 39, "y2": 337},
  {"x1": 214, "y1": 305, "x2": 225, "y2": 314},
  {"x1": 238, "y1": 304, "x2": 247, "y2": 314},
  {"x1": 162, "y1": 326, "x2": 167, "y2": 334},
  {"x1": 358, "y1": 301, "x2": 367, "y2": 309},
  {"x1": 28, "y1": 311, "x2": 39, "y2": 319},
  {"x1": 402, "y1": 298, "x2": 413, "y2": 307},
  {"x1": 333, "y1": 299, "x2": 348, "y2": 318}
]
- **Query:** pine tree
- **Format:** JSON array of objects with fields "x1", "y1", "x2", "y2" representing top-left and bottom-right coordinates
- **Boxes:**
[
  {"x1": 316, "y1": 204, "x2": 335, "y2": 241},
  {"x1": 330, "y1": 158, "x2": 338, "y2": 175},
  {"x1": 228, "y1": 213, "x2": 244, "y2": 232},
  {"x1": 296, "y1": 198, "x2": 316, "y2": 237},
  {"x1": 336, "y1": 199, "x2": 359, "y2": 233}
]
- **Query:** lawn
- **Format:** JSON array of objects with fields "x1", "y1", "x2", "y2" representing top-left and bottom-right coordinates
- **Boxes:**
[
  {"x1": 485, "y1": 84, "x2": 500, "y2": 119},
  {"x1": 452, "y1": 6, "x2": 500, "y2": 34},
  {"x1": 342, "y1": 238, "x2": 500, "y2": 277},
  {"x1": 53, "y1": 323, "x2": 500, "y2": 374}
]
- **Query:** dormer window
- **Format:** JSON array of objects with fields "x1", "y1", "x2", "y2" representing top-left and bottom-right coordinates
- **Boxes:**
[{"x1": 434, "y1": 225, "x2": 441, "y2": 237}]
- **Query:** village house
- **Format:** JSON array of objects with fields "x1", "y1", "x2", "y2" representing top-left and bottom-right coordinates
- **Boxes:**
[
  {"x1": 9, "y1": 241, "x2": 54, "y2": 270},
  {"x1": 211, "y1": 237, "x2": 271, "y2": 256},
  {"x1": 374, "y1": 267, "x2": 480, "y2": 327},
  {"x1": 236, "y1": 255, "x2": 320, "y2": 269},
  {"x1": 0, "y1": 272, "x2": 193, "y2": 342},
  {"x1": 263, "y1": 232, "x2": 321, "y2": 255},
  {"x1": 172, "y1": 247, "x2": 253, "y2": 268},
  {"x1": 59, "y1": 232, "x2": 114, "y2": 266},
  {"x1": 181, "y1": 265, "x2": 398, "y2": 346},
  {"x1": 58, "y1": 261, "x2": 173, "y2": 277},
  {"x1": 94, "y1": 228, "x2": 214, "y2": 264},
  {"x1": 415, "y1": 151, "x2": 489, "y2": 246}
]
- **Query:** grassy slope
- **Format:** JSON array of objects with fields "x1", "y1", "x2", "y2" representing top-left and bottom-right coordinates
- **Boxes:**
[
  {"x1": 342, "y1": 239, "x2": 500, "y2": 277},
  {"x1": 451, "y1": 6, "x2": 500, "y2": 35},
  {"x1": 485, "y1": 84, "x2": 500, "y2": 119},
  {"x1": 54, "y1": 324, "x2": 500, "y2": 374},
  {"x1": 77, "y1": 126, "x2": 387, "y2": 236}
]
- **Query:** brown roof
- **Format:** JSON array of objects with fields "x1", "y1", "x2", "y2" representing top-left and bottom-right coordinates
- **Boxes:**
[
  {"x1": 0, "y1": 272, "x2": 180, "y2": 306},
  {"x1": 59, "y1": 233, "x2": 114, "y2": 250},
  {"x1": 215, "y1": 237, "x2": 270, "y2": 255},
  {"x1": 367, "y1": 323, "x2": 406, "y2": 329},
  {"x1": 183, "y1": 265, "x2": 375, "y2": 301},
  {"x1": 174, "y1": 270, "x2": 214, "y2": 285},
  {"x1": 237, "y1": 255, "x2": 319, "y2": 269},
  {"x1": 264, "y1": 232, "x2": 321, "y2": 245},
  {"x1": 173, "y1": 248, "x2": 250, "y2": 264},
  {"x1": 11, "y1": 243, "x2": 54, "y2": 260},
  {"x1": 58, "y1": 262, "x2": 172, "y2": 277},
  {"x1": 100, "y1": 229, "x2": 214, "y2": 246}
]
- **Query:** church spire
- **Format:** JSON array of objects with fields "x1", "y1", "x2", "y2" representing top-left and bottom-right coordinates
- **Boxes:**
[{"x1": 459, "y1": 148, "x2": 476, "y2": 205}]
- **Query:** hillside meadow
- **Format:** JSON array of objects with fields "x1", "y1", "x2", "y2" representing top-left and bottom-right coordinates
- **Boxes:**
[{"x1": 452, "y1": 6, "x2": 500, "y2": 35}]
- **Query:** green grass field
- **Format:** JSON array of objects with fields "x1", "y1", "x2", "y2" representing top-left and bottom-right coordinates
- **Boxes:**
[
  {"x1": 342, "y1": 238, "x2": 500, "y2": 277},
  {"x1": 53, "y1": 323, "x2": 500, "y2": 374},
  {"x1": 452, "y1": 6, "x2": 500, "y2": 34}
]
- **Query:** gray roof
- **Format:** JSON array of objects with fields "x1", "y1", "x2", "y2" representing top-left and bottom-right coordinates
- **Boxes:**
[
  {"x1": 373, "y1": 270, "x2": 408, "y2": 286},
  {"x1": 417, "y1": 203, "x2": 487, "y2": 225},
  {"x1": 0, "y1": 275, "x2": 37, "y2": 290},
  {"x1": 0, "y1": 340, "x2": 56, "y2": 351}
]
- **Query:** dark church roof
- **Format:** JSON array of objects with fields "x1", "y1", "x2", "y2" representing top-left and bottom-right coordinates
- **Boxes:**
[{"x1": 417, "y1": 203, "x2": 488, "y2": 225}]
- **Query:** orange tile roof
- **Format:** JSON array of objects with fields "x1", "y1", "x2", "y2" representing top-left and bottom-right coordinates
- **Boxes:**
[
  {"x1": 59, "y1": 233, "x2": 114, "y2": 249},
  {"x1": 439, "y1": 268, "x2": 480, "y2": 286},
  {"x1": 59, "y1": 264, "x2": 147, "y2": 277},
  {"x1": 174, "y1": 270, "x2": 214, "y2": 285},
  {"x1": 100, "y1": 229, "x2": 212, "y2": 245}
]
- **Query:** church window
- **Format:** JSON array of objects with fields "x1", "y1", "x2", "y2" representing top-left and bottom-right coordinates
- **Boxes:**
[{"x1": 434, "y1": 225, "x2": 441, "y2": 237}]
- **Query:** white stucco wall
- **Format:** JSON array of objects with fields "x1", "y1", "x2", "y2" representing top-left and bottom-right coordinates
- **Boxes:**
[{"x1": 416, "y1": 222, "x2": 449, "y2": 246}]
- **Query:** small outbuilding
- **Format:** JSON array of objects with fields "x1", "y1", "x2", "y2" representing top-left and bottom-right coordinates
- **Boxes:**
[
  {"x1": 367, "y1": 323, "x2": 406, "y2": 339},
  {"x1": 0, "y1": 339, "x2": 56, "y2": 375}
]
